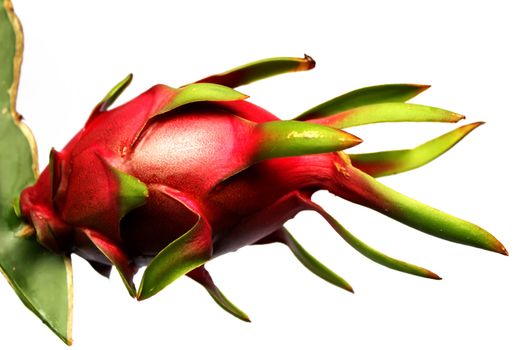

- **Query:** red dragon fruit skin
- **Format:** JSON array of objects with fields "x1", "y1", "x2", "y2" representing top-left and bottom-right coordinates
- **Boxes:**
[{"x1": 16, "y1": 55, "x2": 506, "y2": 318}]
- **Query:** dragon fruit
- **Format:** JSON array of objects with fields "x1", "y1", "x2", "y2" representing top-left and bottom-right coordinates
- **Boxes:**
[
  {"x1": 18, "y1": 56, "x2": 507, "y2": 305},
  {"x1": 0, "y1": 1, "x2": 507, "y2": 345}
]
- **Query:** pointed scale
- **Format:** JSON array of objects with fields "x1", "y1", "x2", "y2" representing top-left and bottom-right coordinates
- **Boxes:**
[
  {"x1": 349, "y1": 122, "x2": 484, "y2": 178},
  {"x1": 130, "y1": 83, "x2": 248, "y2": 148},
  {"x1": 254, "y1": 120, "x2": 362, "y2": 161},
  {"x1": 138, "y1": 185, "x2": 213, "y2": 300},
  {"x1": 296, "y1": 84, "x2": 430, "y2": 120},
  {"x1": 194, "y1": 54, "x2": 315, "y2": 88},
  {"x1": 216, "y1": 120, "x2": 362, "y2": 186},
  {"x1": 187, "y1": 266, "x2": 251, "y2": 322},
  {"x1": 332, "y1": 156, "x2": 508, "y2": 255},
  {"x1": 276, "y1": 228, "x2": 354, "y2": 292},
  {"x1": 86, "y1": 73, "x2": 133, "y2": 125},
  {"x1": 82, "y1": 228, "x2": 138, "y2": 297},
  {"x1": 96, "y1": 73, "x2": 133, "y2": 112},
  {"x1": 308, "y1": 102, "x2": 464, "y2": 129},
  {"x1": 298, "y1": 195, "x2": 440, "y2": 279},
  {"x1": 0, "y1": 1, "x2": 73, "y2": 345}
]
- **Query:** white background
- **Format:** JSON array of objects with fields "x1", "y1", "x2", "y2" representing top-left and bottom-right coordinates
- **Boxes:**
[{"x1": 2, "y1": 0, "x2": 524, "y2": 349}]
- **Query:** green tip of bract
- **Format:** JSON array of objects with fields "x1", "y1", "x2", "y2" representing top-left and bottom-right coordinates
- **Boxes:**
[
  {"x1": 207, "y1": 288, "x2": 251, "y2": 322},
  {"x1": 255, "y1": 120, "x2": 362, "y2": 161},
  {"x1": 98, "y1": 73, "x2": 133, "y2": 112},
  {"x1": 195, "y1": 54, "x2": 316, "y2": 88},
  {"x1": 343, "y1": 166, "x2": 507, "y2": 256},
  {"x1": 296, "y1": 83, "x2": 432, "y2": 120},
  {"x1": 310, "y1": 102, "x2": 465, "y2": 129},
  {"x1": 188, "y1": 267, "x2": 251, "y2": 322},
  {"x1": 349, "y1": 121, "x2": 485, "y2": 178},
  {"x1": 157, "y1": 83, "x2": 248, "y2": 116},
  {"x1": 301, "y1": 196, "x2": 441, "y2": 280},
  {"x1": 110, "y1": 167, "x2": 149, "y2": 218},
  {"x1": 138, "y1": 189, "x2": 213, "y2": 301},
  {"x1": 281, "y1": 228, "x2": 354, "y2": 293}
]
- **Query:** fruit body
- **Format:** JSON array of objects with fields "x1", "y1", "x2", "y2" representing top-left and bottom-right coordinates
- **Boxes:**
[{"x1": 8, "y1": 54, "x2": 508, "y2": 339}]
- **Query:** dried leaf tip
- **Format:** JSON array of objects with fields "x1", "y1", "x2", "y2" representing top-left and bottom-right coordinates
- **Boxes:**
[{"x1": 299, "y1": 54, "x2": 316, "y2": 70}]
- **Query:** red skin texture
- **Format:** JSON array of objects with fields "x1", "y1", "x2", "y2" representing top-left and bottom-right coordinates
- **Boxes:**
[{"x1": 18, "y1": 86, "x2": 346, "y2": 269}]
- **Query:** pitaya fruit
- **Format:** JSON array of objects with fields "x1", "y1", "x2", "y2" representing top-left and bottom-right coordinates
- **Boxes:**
[
  {"x1": 17, "y1": 58, "x2": 508, "y2": 319},
  {"x1": 0, "y1": 1, "x2": 506, "y2": 345}
]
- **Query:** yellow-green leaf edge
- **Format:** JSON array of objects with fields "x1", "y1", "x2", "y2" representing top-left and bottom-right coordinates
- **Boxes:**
[{"x1": 0, "y1": 0, "x2": 73, "y2": 345}]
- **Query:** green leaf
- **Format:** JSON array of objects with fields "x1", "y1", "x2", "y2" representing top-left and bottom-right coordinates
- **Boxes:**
[
  {"x1": 194, "y1": 55, "x2": 315, "y2": 88},
  {"x1": 349, "y1": 122, "x2": 484, "y2": 177},
  {"x1": 308, "y1": 102, "x2": 464, "y2": 129},
  {"x1": 280, "y1": 228, "x2": 354, "y2": 292},
  {"x1": 0, "y1": 1, "x2": 73, "y2": 344},
  {"x1": 296, "y1": 84, "x2": 430, "y2": 120}
]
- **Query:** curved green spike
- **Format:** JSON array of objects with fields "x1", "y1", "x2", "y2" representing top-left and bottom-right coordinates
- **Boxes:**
[
  {"x1": 349, "y1": 122, "x2": 484, "y2": 177},
  {"x1": 296, "y1": 84, "x2": 430, "y2": 120},
  {"x1": 194, "y1": 54, "x2": 315, "y2": 88},
  {"x1": 96, "y1": 73, "x2": 133, "y2": 112},
  {"x1": 279, "y1": 228, "x2": 354, "y2": 292},
  {"x1": 308, "y1": 102, "x2": 464, "y2": 129},
  {"x1": 188, "y1": 266, "x2": 251, "y2": 322},
  {"x1": 138, "y1": 216, "x2": 212, "y2": 300},
  {"x1": 300, "y1": 197, "x2": 441, "y2": 279},
  {"x1": 336, "y1": 160, "x2": 508, "y2": 255},
  {"x1": 254, "y1": 120, "x2": 362, "y2": 161},
  {"x1": 1, "y1": 1, "x2": 73, "y2": 344},
  {"x1": 138, "y1": 186, "x2": 212, "y2": 300},
  {"x1": 156, "y1": 83, "x2": 248, "y2": 116}
]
